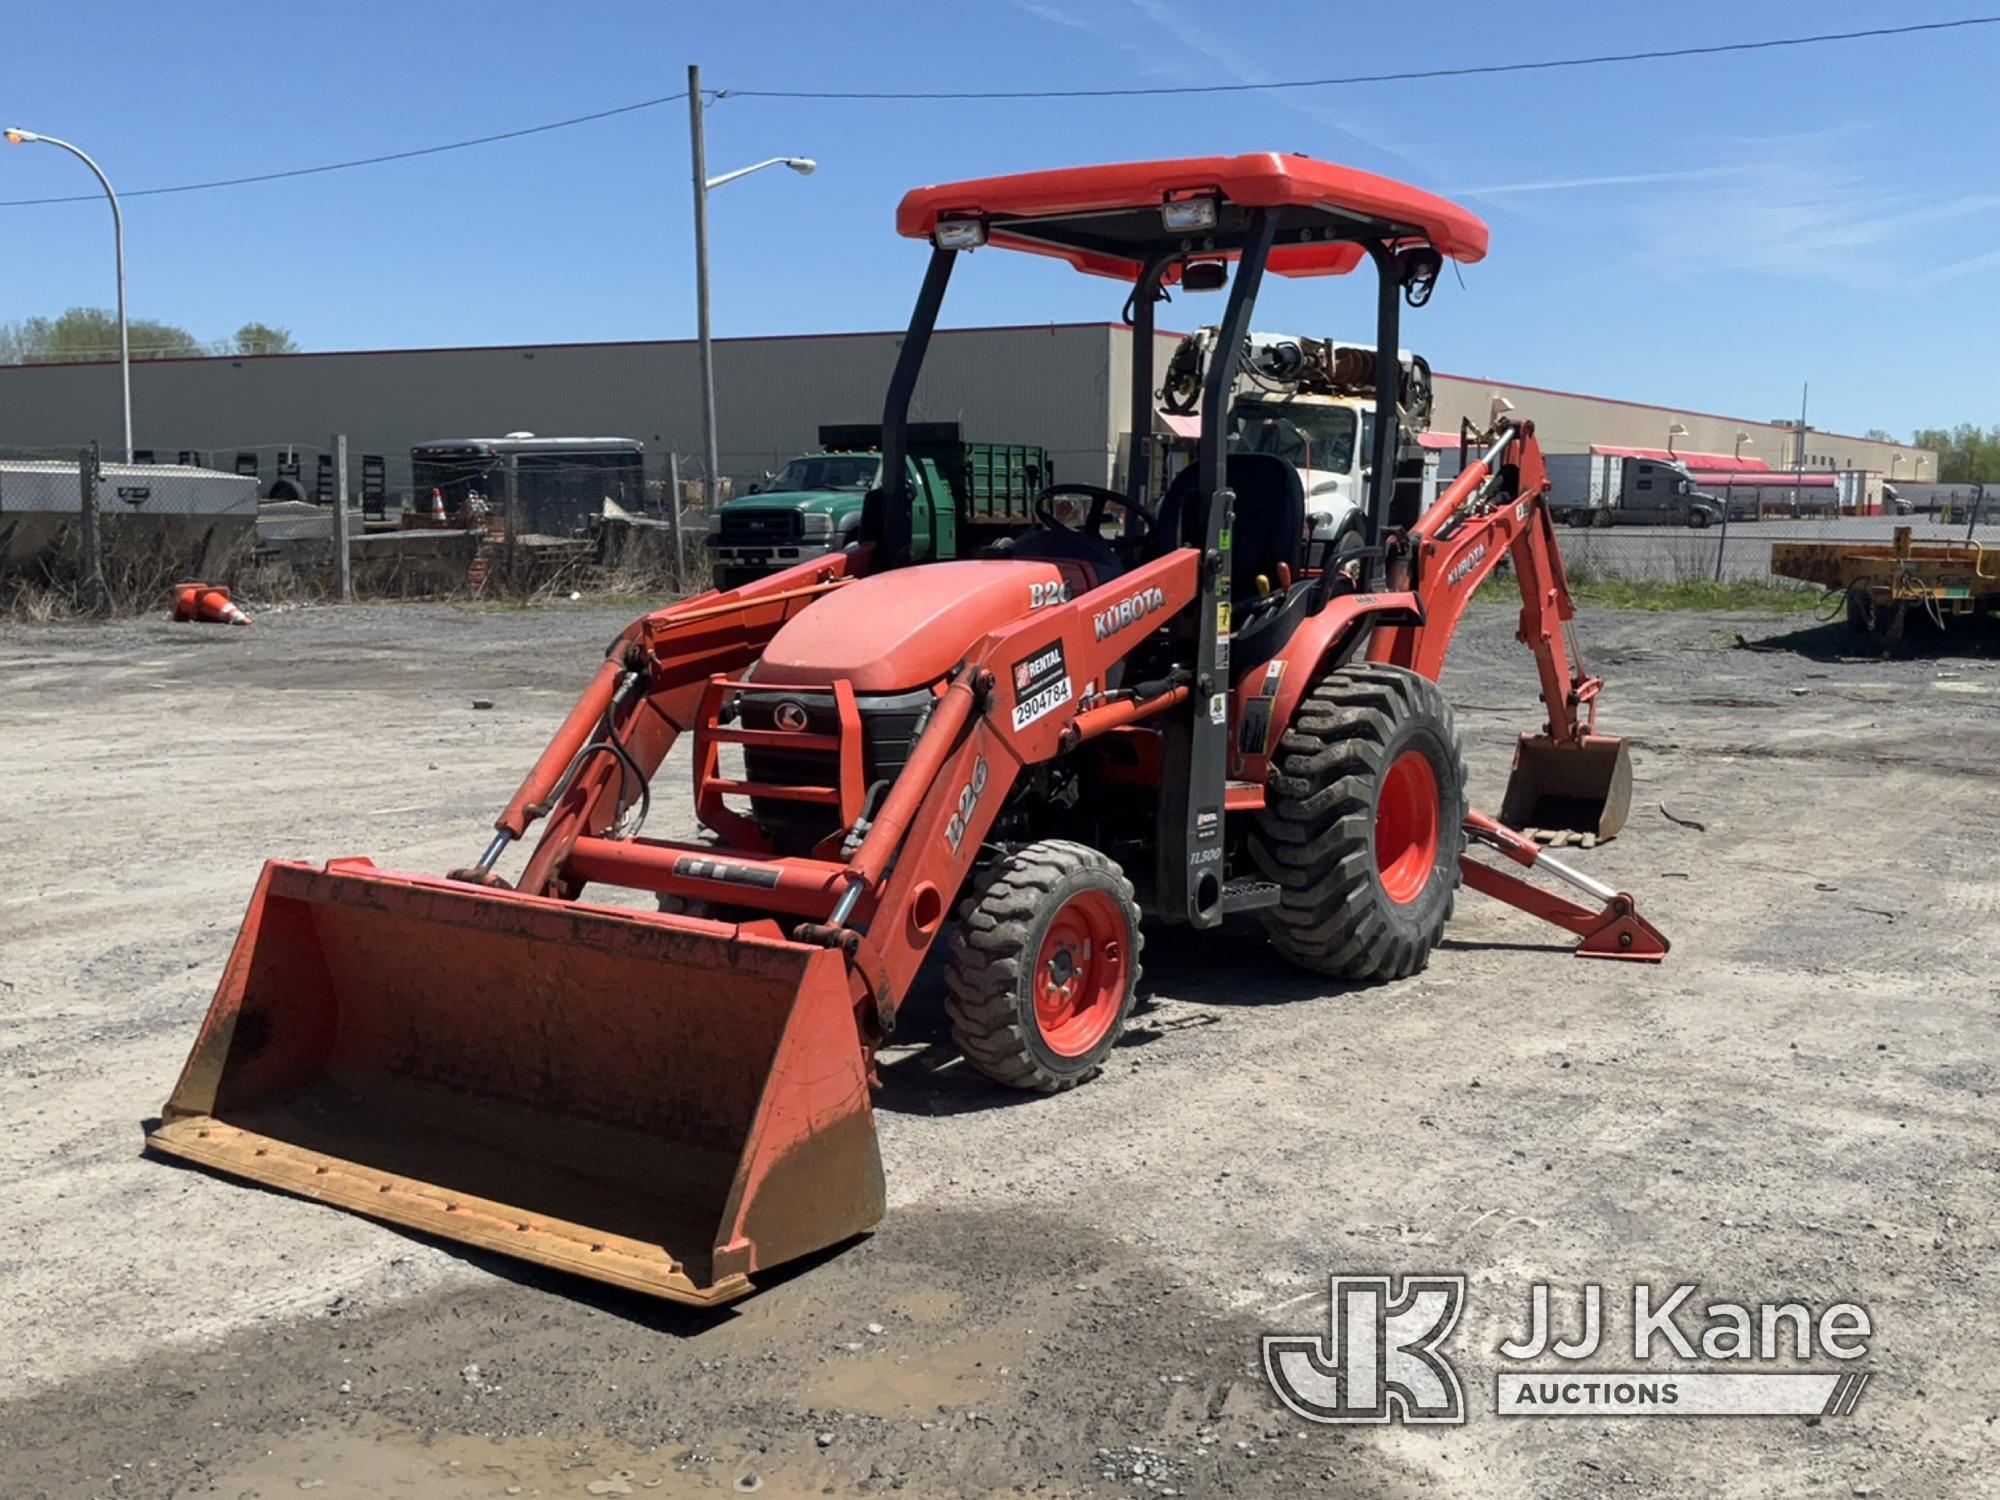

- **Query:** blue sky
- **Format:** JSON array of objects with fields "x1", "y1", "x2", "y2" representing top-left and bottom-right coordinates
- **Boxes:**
[{"x1": 2, "y1": 2, "x2": 1994, "y2": 438}]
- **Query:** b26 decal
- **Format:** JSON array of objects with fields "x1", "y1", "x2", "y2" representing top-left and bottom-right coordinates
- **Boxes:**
[{"x1": 945, "y1": 756, "x2": 991, "y2": 853}]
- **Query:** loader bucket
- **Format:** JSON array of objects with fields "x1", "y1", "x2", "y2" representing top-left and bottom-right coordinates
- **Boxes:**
[
  {"x1": 146, "y1": 859, "x2": 884, "y2": 1307},
  {"x1": 1498, "y1": 733, "x2": 1634, "y2": 842}
]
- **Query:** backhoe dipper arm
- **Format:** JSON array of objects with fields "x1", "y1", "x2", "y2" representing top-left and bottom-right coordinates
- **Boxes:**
[{"x1": 1367, "y1": 420, "x2": 1601, "y2": 745}]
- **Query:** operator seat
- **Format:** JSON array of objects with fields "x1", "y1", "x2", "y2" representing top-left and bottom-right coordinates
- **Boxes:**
[
  {"x1": 1151, "y1": 454, "x2": 1316, "y2": 676},
  {"x1": 1152, "y1": 453, "x2": 1305, "y2": 600}
]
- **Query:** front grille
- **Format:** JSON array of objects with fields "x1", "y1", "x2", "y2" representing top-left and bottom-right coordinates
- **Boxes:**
[
  {"x1": 739, "y1": 686, "x2": 934, "y2": 851},
  {"x1": 717, "y1": 509, "x2": 804, "y2": 545}
]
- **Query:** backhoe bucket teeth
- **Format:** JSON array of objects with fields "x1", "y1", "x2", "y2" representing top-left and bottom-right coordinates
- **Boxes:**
[
  {"x1": 1498, "y1": 733, "x2": 1634, "y2": 842},
  {"x1": 146, "y1": 859, "x2": 884, "y2": 1307}
]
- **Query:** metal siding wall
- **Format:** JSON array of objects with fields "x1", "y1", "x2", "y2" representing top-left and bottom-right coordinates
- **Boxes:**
[
  {"x1": 719, "y1": 324, "x2": 1116, "y2": 486},
  {"x1": 1, "y1": 330, "x2": 1930, "y2": 492},
  {"x1": 0, "y1": 326, "x2": 1122, "y2": 489},
  {"x1": 1431, "y1": 374, "x2": 1931, "y2": 476}
]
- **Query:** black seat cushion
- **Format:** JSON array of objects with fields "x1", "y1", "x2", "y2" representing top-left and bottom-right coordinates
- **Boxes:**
[{"x1": 1153, "y1": 454, "x2": 1305, "y2": 601}]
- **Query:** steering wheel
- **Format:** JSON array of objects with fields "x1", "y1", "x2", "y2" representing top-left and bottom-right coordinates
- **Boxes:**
[{"x1": 1033, "y1": 484, "x2": 1154, "y2": 546}]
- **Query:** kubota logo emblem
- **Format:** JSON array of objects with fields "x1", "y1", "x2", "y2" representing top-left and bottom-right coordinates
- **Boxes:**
[
  {"x1": 773, "y1": 700, "x2": 810, "y2": 732},
  {"x1": 1093, "y1": 585, "x2": 1168, "y2": 640}
]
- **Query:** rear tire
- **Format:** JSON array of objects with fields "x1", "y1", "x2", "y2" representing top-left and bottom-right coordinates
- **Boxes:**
[
  {"x1": 945, "y1": 841, "x2": 1142, "y2": 1093},
  {"x1": 1249, "y1": 665, "x2": 1468, "y2": 981}
]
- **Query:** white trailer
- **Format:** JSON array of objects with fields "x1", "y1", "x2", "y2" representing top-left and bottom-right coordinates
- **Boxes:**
[{"x1": 0, "y1": 459, "x2": 258, "y2": 576}]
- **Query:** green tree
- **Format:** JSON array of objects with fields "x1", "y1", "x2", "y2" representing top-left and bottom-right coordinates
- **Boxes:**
[
  {"x1": 232, "y1": 321, "x2": 299, "y2": 355},
  {"x1": 1863, "y1": 428, "x2": 1895, "y2": 442},
  {"x1": 1910, "y1": 424, "x2": 2000, "y2": 484},
  {"x1": 0, "y1": 306, "x2": 202, "y2": 362}
]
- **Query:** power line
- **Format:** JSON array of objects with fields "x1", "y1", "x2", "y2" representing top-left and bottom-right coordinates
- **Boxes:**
[
  {"x1": 729, "y1": 15, "x2": 2000, "y2": 98},
  {"x1": 1, "y1": 15, "x2": 1994, "y2": 208},
  {"x1": 0, "y1": 92, "x2": 690, "y2": 208}
]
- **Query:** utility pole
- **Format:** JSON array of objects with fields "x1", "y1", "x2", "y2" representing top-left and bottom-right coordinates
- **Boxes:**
[{"x1": 688, "y1": 65, "x2": 721, "y2": 511}]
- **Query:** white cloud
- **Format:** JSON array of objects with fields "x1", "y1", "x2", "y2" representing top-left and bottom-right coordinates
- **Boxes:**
[
  {"x1": 1927, "y1": 246, "x2": 2000, "y2": 281},
  {"x1": 1457, "y1": 167, "x2": 1748, "y2": 197},
  {"x1": 1013, "y1": 2, "x2": 1091, "y2": 31}
]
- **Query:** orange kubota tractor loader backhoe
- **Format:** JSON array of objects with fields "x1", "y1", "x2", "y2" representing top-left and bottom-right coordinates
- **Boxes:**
[{"x1": 150, "y1": 154, "x2": 1666, "y2": 1307}]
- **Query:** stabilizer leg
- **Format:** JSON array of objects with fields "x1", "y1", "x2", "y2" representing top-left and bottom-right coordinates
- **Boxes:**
[{"x1": 1459, "y1": 809, "x2": 1668, "y2": 962}]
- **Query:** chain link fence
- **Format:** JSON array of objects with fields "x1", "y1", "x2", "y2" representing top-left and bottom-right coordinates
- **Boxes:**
[
  {"x1": 1, "y1": 440, "x2": 718, "y2": 618},
  {"x1": 1543, "y1": 506, "x2": 1994, "y2": 587},
  {"x1": 10, "y1": 435, "x2": 1991, "y2": 618}
]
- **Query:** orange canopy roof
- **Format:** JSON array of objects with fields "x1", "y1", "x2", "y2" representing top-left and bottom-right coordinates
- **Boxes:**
[{"x1": 896, "y1": 152, "x2": 1488, "y2": 282}]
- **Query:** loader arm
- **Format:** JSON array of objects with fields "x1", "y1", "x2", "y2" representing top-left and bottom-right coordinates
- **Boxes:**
[{"x1": 468, "y1": 554, "x2": 866, "y2": 896}]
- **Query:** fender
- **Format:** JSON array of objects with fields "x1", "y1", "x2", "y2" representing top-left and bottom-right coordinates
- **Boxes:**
[{"x1": 1233, "y1": 590, "x2": 1421, "y2": 785}]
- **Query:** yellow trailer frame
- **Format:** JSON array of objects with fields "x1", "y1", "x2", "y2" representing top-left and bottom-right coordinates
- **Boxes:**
[{"x1": 1772, "y1": 526, "x2": 2000, "y2": 642}]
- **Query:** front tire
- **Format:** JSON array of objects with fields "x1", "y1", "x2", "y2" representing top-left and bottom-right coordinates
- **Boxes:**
[
  {"x1": 1249, "y1": 665, "x2": 1468, "y2": 981},
  {"x1": 945, "y1": 841, "x2": 1142, "y2": 1093}
]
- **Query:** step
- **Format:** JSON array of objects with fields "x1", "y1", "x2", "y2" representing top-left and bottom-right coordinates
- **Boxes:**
[{"x1": 1219, "y1": 878, "x2": 1281, "y2": 913}]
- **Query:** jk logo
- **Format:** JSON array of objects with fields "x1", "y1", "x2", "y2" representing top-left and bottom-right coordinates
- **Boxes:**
[{"x1": 1262, "y1": 1275, "x2": 1467, "y2": 1425}]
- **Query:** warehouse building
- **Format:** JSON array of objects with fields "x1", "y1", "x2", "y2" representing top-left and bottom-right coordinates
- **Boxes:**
[{"x1": 0, "y1": 324, "x2": 1932, "y2": 498}]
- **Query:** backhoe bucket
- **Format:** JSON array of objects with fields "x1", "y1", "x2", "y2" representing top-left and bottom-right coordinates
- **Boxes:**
[
  {"x1": 1498, "y1": 733, "x2": 1634, "y2": 842},
  {"x1": 147, "y1": 859, "x2": 883, "y2": 1307}
]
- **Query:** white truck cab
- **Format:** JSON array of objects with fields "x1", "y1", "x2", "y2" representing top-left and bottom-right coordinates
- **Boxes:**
[{"x1": 1162, "y1": 328, "x2": 1433, "y2": 552}]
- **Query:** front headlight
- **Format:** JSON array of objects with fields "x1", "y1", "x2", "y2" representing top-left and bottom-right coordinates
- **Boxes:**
[{"x1": 800, "y1": 513, "x2": 834, "y2": 539}]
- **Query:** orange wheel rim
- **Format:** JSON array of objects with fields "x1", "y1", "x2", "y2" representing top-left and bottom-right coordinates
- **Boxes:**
[
  {"x1": 1032, "y1": 890, "x2": 1127, "y2": 1057},
  {"x1": 1375, "y1": 749, "x2": 1441, "y2": 904}
]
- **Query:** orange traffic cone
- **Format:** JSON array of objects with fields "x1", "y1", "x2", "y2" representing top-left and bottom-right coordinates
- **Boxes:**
[
  {"x1": 430, "y1": 487, "x2": 446, "y2": 523},
  {"x1": 170, "y1": 581, "x2": 251, "y2": 626}
]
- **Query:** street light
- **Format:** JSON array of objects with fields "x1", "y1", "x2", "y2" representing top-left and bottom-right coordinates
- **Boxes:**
[
  {"x1": 1719, "y1": 431, "x2": 1753, "y2": 540},
  {"x1": 686, "y1": 64, "x2": 815, "y2": 508},
  {"x1": 706, "y1": 156, "x2": 817, "y2": 191},
  {"x1": 4, "y1": 128, "x2": 131, "y2": 461},
  {"x1": 1666, "y1": 421, "x2": 1689, "y2": 457}
]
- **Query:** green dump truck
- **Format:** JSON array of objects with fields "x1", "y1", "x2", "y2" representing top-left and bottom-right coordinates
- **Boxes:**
[{"x1": 706, "y1": 423, "x2": 1051, "y2": 588}]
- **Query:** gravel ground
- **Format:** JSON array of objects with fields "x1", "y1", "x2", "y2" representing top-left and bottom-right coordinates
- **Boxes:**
[{"x1": 2, "y1": 597, "x2": 1997, "y2": 1499}]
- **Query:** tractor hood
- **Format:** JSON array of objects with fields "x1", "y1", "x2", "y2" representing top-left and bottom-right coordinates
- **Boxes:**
[{"x1": 757, "y1": 559, "x2": 1066, "y2": 693}]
